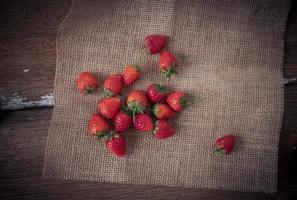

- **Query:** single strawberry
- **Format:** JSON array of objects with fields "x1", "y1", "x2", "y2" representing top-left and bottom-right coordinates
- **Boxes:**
[
  {"x1": 146, "y1": 83, "x2": 168, "y2": 103},
  {"x1": 98, "y1": 96, "x2": 121, "y2": 119},
  {"x1": 153, "y1": 103, "x2": 176, "y2": 119},
  {"x1": 88, "y1": 113, "x2": 110, "y2": 138},
  {"x1": 106, "y1": 134, "x2": 126, "y2": 157},
  {"x1": 134, "y1": 113, "x2": 154, "y2": 132},
  {"x1": 153, "y1": 120, "x2": 175, "y2": 139},
  {"x1": 144, "y1": 34, "x2": 168, "y2": 54},
  {"x1": 123, "y1": 65, "x2": 140, "y2": 86},
  {"x1": 114, "y1": 111, "x2": 133, "y2": 133},
  {"x1": 166, "y1": 91, "x2": 187, "y2": 112},
  {"x1": 76, "y1": 72, "x2": 99, "y2": 93},
  {"x1": 159, "y1": 51, "x2": 177, "y2": 80},
  {"x1": 214, "y1": 134, "x2": 237, "y2": 155},
  {"x1": 127, "y1": 90, "x2": 148, "y2": 120},
  {"x1": 104, "y1": 74, "x2": 124, "y2": 96}
]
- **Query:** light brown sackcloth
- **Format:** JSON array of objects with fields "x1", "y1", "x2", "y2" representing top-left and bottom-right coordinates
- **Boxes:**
[{"x1": 43, "y1": 0, "x2": 291, "y2": 193}]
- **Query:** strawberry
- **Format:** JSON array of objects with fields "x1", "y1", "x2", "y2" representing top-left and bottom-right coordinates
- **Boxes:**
[
  {"x1": 166, "y1": 91, "x2": 187, "y2": 112},
  {"x1": 134, "y1": 113, "x2": 154, "y2": 132},
  {"x1": 98, "y1": 96, "x2": 121, "y2": 119},
  {"x1": 146, "y1": 83, "x2": 168, "y2": 103},
  {"x1": 106, "y1": 134, "x2": 126, "y2": 157},
  {"x1": 77, "y1": 72, "x2": 99, "y2": 93},
  {"x1": 123, "y1": 65, "x2": 140, "y2": 86},
  {"x1": 153, "y1": 103, "x2": 176, "y2": 119},
  {"x1": 88, "y1": 114, "x2": 110, "y2": 137},
  {"x1": 144, "y1": 34, "x2": 168, "y2": 54},
  {"x1": 104, "y1": 74, "x2": 124, "y2": 96},
  {"x1": 214, "y1": 134, "x2": 237, "y2": 155},
  {"x1": 114, "y1": 111, "x2": 133, "y2": 133},
  {"x1": 153, "y1": 120, "x2": 175, "y2": 139},
  {"x1": 159, "y1": 51, "x2": 177, "y2": 80},
  {"x1": 127, "y1": 90, "x2": 148, "y2": 120}
]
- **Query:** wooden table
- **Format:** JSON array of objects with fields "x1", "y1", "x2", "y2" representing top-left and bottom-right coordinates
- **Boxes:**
[{"x1": 1, "y1": 0, "x2": 296, "y2": 199}]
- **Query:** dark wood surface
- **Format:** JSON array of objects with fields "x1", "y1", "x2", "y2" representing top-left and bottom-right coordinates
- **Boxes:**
[{"x1": 0, "y1": 0, "x2": 297, "y2": 199}]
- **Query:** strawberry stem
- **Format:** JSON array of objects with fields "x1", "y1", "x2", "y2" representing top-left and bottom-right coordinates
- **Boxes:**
[{"x1": 132, "y1": 108, "x2": 136, "y2": 123}]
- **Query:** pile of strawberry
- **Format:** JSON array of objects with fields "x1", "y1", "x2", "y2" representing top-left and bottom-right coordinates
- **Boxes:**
[{"x1": 76, "y1": 34, "x2": 237, "y2": 157}]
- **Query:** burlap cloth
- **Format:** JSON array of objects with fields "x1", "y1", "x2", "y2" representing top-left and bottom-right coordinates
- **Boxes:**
[{"x1": 43, "y1": 0, "x2": 291, "y2": 193}]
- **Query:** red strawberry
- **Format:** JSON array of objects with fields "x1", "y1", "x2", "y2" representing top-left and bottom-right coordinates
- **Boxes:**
[
  {"x1": 98, "y1": 96, "x2": 121, "y2": 119},
  {"x1": 114, "y1": 111, "x2": 133, "y2": 133},
  {"x1": 147, "y1": 83, "x2": 168, "y2": 103},
  {"x1": 123, "y1": 65, "x2": 140, "y2": 86},
  {"x1": 159, "y1": 51, "x2": 177, "y2": 80},
  {"x1": 215, "y1": 134, "x2": 237, "y2": 155},
  {"x1": 106, "y1": 134, "x2": 126, "y2": 157},
  {"x1": 77, "y1": 72, "x2": 99, "y2": 93},
  {"x1": 134, "y1": 113, "x2": 154, "y2": 132},
  {"x1": 104, "y1": 74, "x2": 124, "y2": 96},
  {"x1": 127, "y1": 90, "x2": 148, "y2": 120},
  {"x1": 88, "y1": 114, "x2": 110, "y2": 137},
  {"x1": 144, "y1": 34, "x2": 168, "y2": 54},
  {"x1": 153, "y1": 103, "x2": 176, "y2": 119},
  {"x1": 166, "y1": 91, "x2": 187, "y2": 112},
  {"x1": 153, "y1": 120, "x2": 175, "y2": 139}
]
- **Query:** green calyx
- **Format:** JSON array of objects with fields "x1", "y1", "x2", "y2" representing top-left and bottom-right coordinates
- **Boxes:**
[
  {"x1": 155, "y1": 84, "x2": 166, "y2": 93},
  {"x1": 96, "y1": 131, "x2": 119, "y2": 141},
  {"x1": 214, "y1": 147, "x2": 226, "y2": 155},
  {"x1": 131, "y1": 64, "x2": 140, "y2": 71},
  {"x1": 162, "y1": 68, "x2": 175, "y2": 81},
  {"x1": 152, "y1": 104, "x2": 159, "y2": 117},
  {"x1": 180, "y1": 97, "x2": 188, "y2": 108},
  {"x1": 103, "y1": 88, "x2": 115, "y2": 97},
  {"x1": 83, "y1": 86, "x2": 96, "y2": 94},
  {"x1": 96, "y1": 131, "x2": 110, "y2": 140},
  {"x1": 128, "y1": 101, "x2": 145, "y2": 122},
  {"x1": 128, "y1": 102, "x2": 145, "y2": 113}
]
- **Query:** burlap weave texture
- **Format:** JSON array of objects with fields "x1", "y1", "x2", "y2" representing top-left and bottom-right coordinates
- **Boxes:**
[{"x1": 43, "y1": 0, "x2": 291, "y2": 193}]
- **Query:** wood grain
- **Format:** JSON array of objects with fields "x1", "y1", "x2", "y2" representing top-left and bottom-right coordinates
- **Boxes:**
[
  {"x1": 0, "y1": 0, "x2": 296, "y2": 199},
  {"x1": 0, "y1": 0, "x2": 70, "y2": 101},
  {"x1": 285, "y1": 0, "x2": 297, "y2": 77}
]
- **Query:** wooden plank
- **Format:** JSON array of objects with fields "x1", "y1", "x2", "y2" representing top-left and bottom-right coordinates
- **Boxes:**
[
  {"x1": 278, "y1": 83, "x2": 297, "y2": 193},
  {"x1": 1, "y1": 93, "x2": 54, "y2": 110},
  {"x1": 284, "y1": 0, "x2": 297, "y2": 77},
  {"x1": 0, "y1": 0, "x2": 71, "y2": 102}
]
